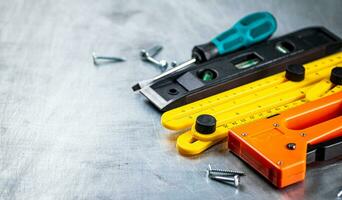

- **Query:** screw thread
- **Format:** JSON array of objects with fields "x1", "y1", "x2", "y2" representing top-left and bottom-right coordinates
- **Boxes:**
[
  {"x1": 207, "y1": 164, "x2": 245, "y2": 176},
  {"x1": 210, "y1": 168, "x2": 245, "y2": 175}
]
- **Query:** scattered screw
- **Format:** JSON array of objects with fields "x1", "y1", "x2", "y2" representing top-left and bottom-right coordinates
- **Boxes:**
[
  {"x1": 209, "y1": 174, "x2": 240, "y2": 187},
  {"x1": 208, "y1": 164, "x2": 245, "y2": 176},
  {"x1": 92, "y1": 52, "x2": 126, "y2": 65},
  {"x1": 207, "y1": 164, "x2": 243, "y2": 187},
  {"x1": 338, "y1": 190, "x2": 342, "y2": 198},
  {"x1": 170, "y1": 61, "x2": 178, "y2": 67},
  {"x1": 140, "y1": 45, "x2": 168, "y2": 71}
]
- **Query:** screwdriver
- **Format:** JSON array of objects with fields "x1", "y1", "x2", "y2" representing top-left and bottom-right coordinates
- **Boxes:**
[{"x1": 132, "y1": 11, "x2": 277, "y2": 91}]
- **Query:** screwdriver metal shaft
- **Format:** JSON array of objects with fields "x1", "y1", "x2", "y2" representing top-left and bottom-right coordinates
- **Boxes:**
[{"x1": 132, "y1": 58, "x2": 196, "y2": 91}]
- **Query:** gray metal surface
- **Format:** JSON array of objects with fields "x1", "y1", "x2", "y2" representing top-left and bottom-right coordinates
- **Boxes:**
[{"x1": 0, "y1": 0, "x2": 341, "y2": 199}]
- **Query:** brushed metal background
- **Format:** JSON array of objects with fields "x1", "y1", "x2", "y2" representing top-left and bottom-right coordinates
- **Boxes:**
[{"x1": 0, "y1": 0, "x2": 341, "y2": 199}]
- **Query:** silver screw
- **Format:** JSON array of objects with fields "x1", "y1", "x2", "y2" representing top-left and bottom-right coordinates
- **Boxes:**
[
  {"x1": 170, "y1": 61, "x2": 178, "y2": 67},
  {"x1": 209, "y1": 174, "x2": 240, "y2": 187},
  {"x1": 338, "y1": 190, "x2": 342, "y2": 198},
  {"x1": 92, "y1": 52, "x2": 126, "y2": 65},
  {"x1": 208, "y1": 164, "x2": 245, "y2": 176},
  {"x1": 140, "y1": 45, "x2": 168, "y2": 71}
]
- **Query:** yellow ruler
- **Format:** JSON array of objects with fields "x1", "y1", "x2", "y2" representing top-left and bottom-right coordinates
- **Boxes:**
[{"x1": 161, "y1": 52, "x2": 342, "y2": 156}]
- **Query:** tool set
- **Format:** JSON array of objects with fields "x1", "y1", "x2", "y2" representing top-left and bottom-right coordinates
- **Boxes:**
[
  {"x1": 128, "y1": 11, "x2": 342, "y2": 189},
  {"x1": 162, "y1": 52, "x2": 342, "y2": 156}
]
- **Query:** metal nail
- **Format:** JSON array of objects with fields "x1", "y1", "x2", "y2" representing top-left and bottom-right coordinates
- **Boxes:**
[
  {"x1": 92, "y1": 52, "x2": 126, "y2": 65},
  {"x1": 140, "y1": 45, "x2": 168, "y2": 71}
]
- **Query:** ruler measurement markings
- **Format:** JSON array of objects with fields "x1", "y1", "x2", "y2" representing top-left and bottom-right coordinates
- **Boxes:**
[{"x1": 164, "y1": 55, "x2": 342, "y2": 122}]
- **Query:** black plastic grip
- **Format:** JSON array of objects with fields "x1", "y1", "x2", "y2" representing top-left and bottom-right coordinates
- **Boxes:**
[{"x1": 192, "y1": 42, "x2": 218, "y2": 63}]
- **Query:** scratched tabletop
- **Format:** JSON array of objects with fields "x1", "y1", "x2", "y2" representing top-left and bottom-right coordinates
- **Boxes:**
[{"x1": 0, "y1": 0, "x2": 341, "y2": 199}]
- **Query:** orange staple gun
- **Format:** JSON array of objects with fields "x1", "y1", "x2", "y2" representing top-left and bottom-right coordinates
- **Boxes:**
[{"x1": 228, "y1": 91, "x2": 342, "y2": 188}]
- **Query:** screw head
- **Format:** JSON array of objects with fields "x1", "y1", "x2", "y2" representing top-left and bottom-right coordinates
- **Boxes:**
[
  {"x1": 140, "y1": 49, "x2": 149, "y2": 60},
  {"x1": 233, "y1": 175, "x2": 240, "y2": 187},
  {"x1": 92, "y1": 52, "x2": 98, "y2": 65},
  {"x1": 159, "y1": 60, "x2": 168, "y2": 69},
  {"x1": 241, "y1": 133, "x2": 248, "y2": 136},
  {"x1": 171, "y1": 61, "x2": 178, "y2": 67},
  {"x1": 206, "y1": 170, "x2": 210, "y2": 177}
]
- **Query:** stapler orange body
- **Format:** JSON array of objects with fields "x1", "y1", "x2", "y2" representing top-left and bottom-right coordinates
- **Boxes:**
[{"x1": 228, "y1": 92, "x2": 342, "y2": 188}]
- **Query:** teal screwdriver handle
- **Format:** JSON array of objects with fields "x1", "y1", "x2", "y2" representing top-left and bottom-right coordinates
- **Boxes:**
[
  {"x1": 192, "y1": 12, "x2": 277, "y2": 62},
  {"x1": 212, "y1": 12, "x2": 277, "y2": 54}
]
